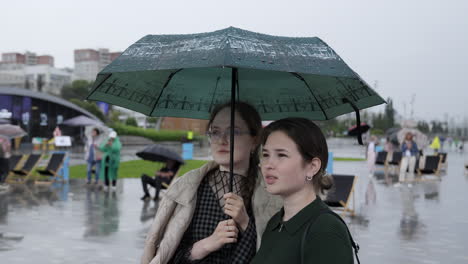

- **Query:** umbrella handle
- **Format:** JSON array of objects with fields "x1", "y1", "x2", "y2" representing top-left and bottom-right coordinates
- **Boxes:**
[{"x1": 343, "y1": 98, "x2": 363, "y2": 145}]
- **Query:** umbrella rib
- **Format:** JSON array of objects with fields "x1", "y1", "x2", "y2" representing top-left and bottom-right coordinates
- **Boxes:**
[
  {"x1": 209, "y1": 76, "x2": 221, "y2": 112},
  {"x1": 86, "y1": 73, "x2": 112, "y2": 100},
  {"x1": 149, "y1": 69, "x2": 183, "y2": 116},
  {"x1": 290, "y1": 73, "x2": 329, "y2": 120}
]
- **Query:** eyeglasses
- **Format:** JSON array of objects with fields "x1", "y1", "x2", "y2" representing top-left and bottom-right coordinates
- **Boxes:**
[{"x1": 206, "y1": 128, "x2": 251, "y2": 142}]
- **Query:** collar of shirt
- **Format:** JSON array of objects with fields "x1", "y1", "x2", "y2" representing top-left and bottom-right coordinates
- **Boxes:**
[{"x1": 268, "y1": 196, "x2": 326, "y2": 235}]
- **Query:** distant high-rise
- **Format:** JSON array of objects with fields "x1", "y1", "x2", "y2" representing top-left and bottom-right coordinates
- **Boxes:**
[
  {"x1": 0, "y1": 51, "x2": 70, "y2": 95},
  {"x1": 1, "y1": 51, "x2": 54, "y2": 67},
  {"x1": 74, "y1": 48, "x2": 121, "y2": 81}
]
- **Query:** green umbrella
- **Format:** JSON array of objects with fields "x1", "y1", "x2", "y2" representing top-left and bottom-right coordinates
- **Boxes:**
[
  {"x1": 87, "y1": 27, "x2": 384, "y2": 120},
  {"x1": 86, "y1": 27, "x2": 385, "y2": 189}
]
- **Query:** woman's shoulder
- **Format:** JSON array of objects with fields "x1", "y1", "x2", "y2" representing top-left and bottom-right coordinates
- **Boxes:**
[
  {"x1": 164, "y1": 161, "x2": 218, "y2": 202},
  {"x1": 309, "y1": 212, "x2": 350, "y2": 243}
]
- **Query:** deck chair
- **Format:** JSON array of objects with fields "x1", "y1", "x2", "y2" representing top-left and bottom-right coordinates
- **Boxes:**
[
  {"x1": 6, "y1": 154, "x2": 42, "y2": 183},
  {"x1": 325, "y1": 174, "x2": 357, "y2": 216},
  {"x1": 35, "y1": 153, "x2": 66, "y2": 185},
  {"x1": 386, "y1": 151, "x2": 402, "y2": 174},
  {"x1": 9, "y1": 154, "x2": 24, "y2": 171},
  {"x1": 417, "y1": 155, "x2": 442, "y2": 178},
  {"x1": 438, "y1": 152, "x2": 447, "y2": 171},
  {"x1": 374, "y1": 151, "x2": 388, "y2": 174},
  {"x1": 375, "y1": 151, "x2": 388, "y2": 165}
]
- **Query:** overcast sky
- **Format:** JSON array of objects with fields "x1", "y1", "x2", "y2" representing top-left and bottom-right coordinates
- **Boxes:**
[{"x1": 2, "y1": 0, "x2": 467, "y2": 122}]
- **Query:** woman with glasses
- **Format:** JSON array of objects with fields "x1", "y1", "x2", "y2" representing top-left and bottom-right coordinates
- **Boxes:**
[{"x1": 141, "y1": 101, "x2": 282, "y2": 264}]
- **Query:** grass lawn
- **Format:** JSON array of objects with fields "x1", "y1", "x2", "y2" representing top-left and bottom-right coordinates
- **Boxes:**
[
  {"x1": 70, "y1": 159, "x2": 209, "y2": 179},
  {"x1": 70, "y1": 157, "x2": 363, "y2": 179}
]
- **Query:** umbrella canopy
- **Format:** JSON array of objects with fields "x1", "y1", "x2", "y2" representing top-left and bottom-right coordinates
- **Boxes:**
[
  {"x1": 397, "y1": 128, "x2": 428, "y2": 149},
  {"x1": 0, "y1": 119, "x2": 10, "y2": 125},
  {"x1": 136, "y1": 144, "x2": 185, "y2": 164},
  {"x1": 61, "y1": 115, "x2": 103, "y2": 127},
  {"x1": 347, "y1": 122, "x2": 371, "y2": 136},
  {"x1": 87, "y1": 27, "x2": 386, "y2": 190},
  {"x1": 0, "y1": 124, "x2": 26, "y2": 139},
  {"x1": 86, "y1": 27, "x2": 385, "y2": 121}
]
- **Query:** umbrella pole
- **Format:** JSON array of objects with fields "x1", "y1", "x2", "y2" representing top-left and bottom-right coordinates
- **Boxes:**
[
  {"x1": 229, "y1": 68, "x2": 238, "y2": 193},
  {"x1": 343, "y1": 98, "x2": 363, "y2": 145}
]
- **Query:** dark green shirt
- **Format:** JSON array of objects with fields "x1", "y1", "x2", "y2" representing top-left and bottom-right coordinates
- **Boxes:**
[{"x1": 251, "y1": 196, "x2": 353, "y2": 264}]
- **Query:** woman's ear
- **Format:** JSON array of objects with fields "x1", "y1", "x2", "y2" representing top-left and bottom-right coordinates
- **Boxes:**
[{"x1": 306, "y1": 157, "x2": 322, "y2": 178}]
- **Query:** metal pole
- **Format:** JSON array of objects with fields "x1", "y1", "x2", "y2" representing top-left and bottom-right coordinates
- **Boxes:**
[{"x1": 229, "y1": 68, "x2": 238, "y2": 192}]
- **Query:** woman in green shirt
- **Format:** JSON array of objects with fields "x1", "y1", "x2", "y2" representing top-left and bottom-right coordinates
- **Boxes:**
[{"x1": 251, "y1": 117, "x2": 355, "y2": 264}]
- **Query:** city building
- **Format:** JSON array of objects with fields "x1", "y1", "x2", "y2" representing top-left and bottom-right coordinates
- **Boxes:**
[
  {"x1": 0, "y1": 51, "x2": 71, "y2": 95},
  {"x1": 73, "y1": 48, "x2": 121, "y2": 81},
  {"x1": 1, "y1": 51, "x2": 54, "y2": 67}
]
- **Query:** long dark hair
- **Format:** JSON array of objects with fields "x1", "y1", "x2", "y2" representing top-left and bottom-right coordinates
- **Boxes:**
[
  {"x1": 261, "y1": 117, "x2": 333, "y2": 195},
  {"x1": 207, "y1": 101, "x2": 262, "y2": 210}
]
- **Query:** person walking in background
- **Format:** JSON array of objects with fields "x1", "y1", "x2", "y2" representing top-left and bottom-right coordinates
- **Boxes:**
[
  {"x1": 366, "y1": 135, "x2": 378, "y2": 178},
  {"x1": 53, "y1": 126, "x2": 62, "y2": 137},
  {"x1": 396, "y1": 132, "x2": 418, "y2": 188},
  {"x1": 85, "y1": 128, "x2": 102, "y2": 185},
  {"x1": 0, "y1": 136, "x2": 11, "y2": 189},
  {"x1": 140, "y1": 160, "x2": 180, "y2": 201},
  {"x1": 99, "y1": 131, "x2": 121, "y2": 191}
]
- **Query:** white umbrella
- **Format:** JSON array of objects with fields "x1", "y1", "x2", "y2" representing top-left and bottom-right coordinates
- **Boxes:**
[
  {"x1": 0, "y1": 124, "x2": 26, "y2": 139},
  {"x1": 397, "y1": 128, "x2": 428, "y2": 149}
]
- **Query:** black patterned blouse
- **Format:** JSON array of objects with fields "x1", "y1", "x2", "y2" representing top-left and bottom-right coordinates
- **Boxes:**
[{"x1": 169, "y1": 169, "x2": 257, "y2": 264}]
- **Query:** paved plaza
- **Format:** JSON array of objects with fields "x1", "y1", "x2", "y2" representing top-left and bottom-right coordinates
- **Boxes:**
[{"x1": 1, "y1": 143, "x2": 467, "y2": 263}]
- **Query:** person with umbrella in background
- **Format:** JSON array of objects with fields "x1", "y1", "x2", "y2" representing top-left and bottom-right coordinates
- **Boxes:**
[
  {"x1": 140, "y1": 159, "x2": 181, "y2": 201},
  {"x1": 99, "y1": 131, "x2": 121, "y2": 191},
  {"x1": 395, "y1": 132, "x2": 419, "y2": 188},
  {"x1": 0, "y1": 136, "x2": 11, "y2": 188},
  {"x1": 366, "y1": 135, "x2": 378, "y2": 178},
  {"x1": 85, "y1": 128, "x2": 103, "y2": 185},
  {"x1": 141, "y1": 102, "x2": 282, "y2": 264}
]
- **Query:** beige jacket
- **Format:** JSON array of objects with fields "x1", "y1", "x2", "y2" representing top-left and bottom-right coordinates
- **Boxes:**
[{"x1": 141, "y1": 161, "x2": 282, "y2": 264}]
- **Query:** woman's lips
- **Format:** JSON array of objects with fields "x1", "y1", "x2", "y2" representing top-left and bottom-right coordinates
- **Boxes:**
[{"x1": 264, "y1": 175, "x2": 278, "y2": 185}]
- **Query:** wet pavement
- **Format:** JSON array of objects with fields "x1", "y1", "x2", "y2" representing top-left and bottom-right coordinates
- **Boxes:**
[{"x1": 1, "y1": 144, "x2": 468, "y2": 263}]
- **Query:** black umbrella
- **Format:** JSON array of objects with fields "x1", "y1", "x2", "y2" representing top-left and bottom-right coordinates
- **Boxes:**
[
  {"x1": 136, "y1": 144, "x2": 185, "y2": 164},
  {"x1": 347, "y1": 122, "x2": 371, "y2": 136}
]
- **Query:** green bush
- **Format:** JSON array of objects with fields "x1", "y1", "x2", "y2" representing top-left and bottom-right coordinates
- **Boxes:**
[
  {"x1": 125, "y1": 117, "x2": 138, "y2": 127},
  {"x1": 110, "y1": 123, "x2": 202, "y2": 142},
  {"x1": 370, "y1": 128, "x2": 384, "y2": 136}
]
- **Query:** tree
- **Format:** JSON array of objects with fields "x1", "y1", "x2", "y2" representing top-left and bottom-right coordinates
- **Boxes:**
[
  {"x1": 384, "y1": 98, "x2": 396, "y2": 129},
  {"x1": 69, "y1": 99, "x2": 106, "y2": 122},
  {"x1": 61, "y1": 80, "x2": 93, "y2": 101},
  {"x1": 372, "y1": 97, "x2": 397, "y2": 132},
  {"x1": 417, "y1": 121, "x2": 430, "y2": 134}
]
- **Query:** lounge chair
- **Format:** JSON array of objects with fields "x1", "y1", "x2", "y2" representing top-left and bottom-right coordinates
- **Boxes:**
[
  {"x1": 374, "y1": 151, "x2": 388, "y2": 175},
  {"x1": 325, "y1": 174, "x2": 357, "y2": 216},
  {"x1": 375, "y1": 151, "x2": 388, "y2": 165},
  {"x1": 417, "y1": 155, "x2": 442, "y2": 180},
  {"x1": 386, "y1": 151, "x2": 402, "y2": 174},
  {"x1": 438, "y1": 152, "x2": 447, "y2": 171},
  {"x1": 9, "y1": 154, "x2": 24, "y2": 171},
  {"x1": 35, "y1": 153, "x2": 66, "y2": 185},
  {"x1": 6, "y1": 154, "x2": 42, "y2": 183}
]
